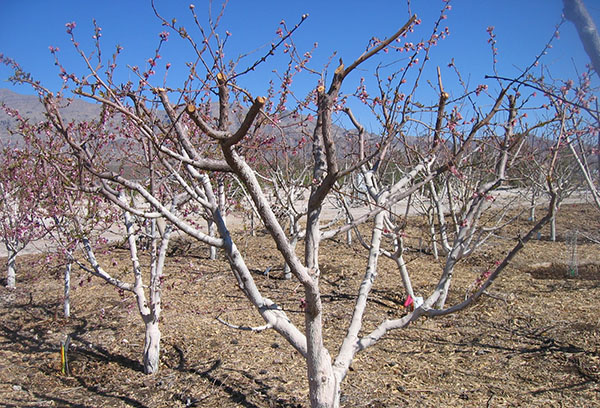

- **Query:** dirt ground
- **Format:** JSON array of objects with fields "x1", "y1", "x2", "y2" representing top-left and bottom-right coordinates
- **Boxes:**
[{"x1": 0, "y1": 203, "x2": 599, "y2": 407}]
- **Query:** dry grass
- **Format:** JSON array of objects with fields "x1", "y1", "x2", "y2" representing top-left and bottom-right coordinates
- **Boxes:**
[{"x1": 0, "y1": 203, "x2": 599, "y2": 407}]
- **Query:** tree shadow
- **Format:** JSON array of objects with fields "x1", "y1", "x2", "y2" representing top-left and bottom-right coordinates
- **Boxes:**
[
  {"x1": 1, "y1": 287, "x2": 302, "y2": 407},
  {"x1": 66, "y1": 375, "x2": 149, "y2": 408},
  {"x1": 172, "y1": 344, "x2": 303, "y2": 408},
  {"x1": 0, "y1": 297, "x2": 143, "y2": 373},
  {"x1": 397, "y1": 317, "x2": 599, "y2": 392},
  {"x1": 1, "y1": 381, "x2": 95, "y2": 408},
  {"x1": 0, "y1": 320, "x2": 146, "y2": 405},
  {"x1": 0, "y1": 297, "x2": 150, "y2": 407}
]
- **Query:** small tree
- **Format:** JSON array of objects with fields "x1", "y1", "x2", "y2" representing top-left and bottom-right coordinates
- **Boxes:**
[
  {"x1": 40, "y1": 94, "x2": 178, "y2": 374},
  {"x1": 0, "y1": 136, "x2": 48, "y2": 289},
  {"x1": 3, "y1": 76, "x2": 179, "y2": 373}
]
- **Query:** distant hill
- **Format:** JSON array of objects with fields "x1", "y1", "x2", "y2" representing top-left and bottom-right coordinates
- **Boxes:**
[
  {"x1": 0, "y1": 88, "x2": 363, "y2": 159},
  {"x1": 0, "y1": 88, "x2": 103, "y2": 141}
]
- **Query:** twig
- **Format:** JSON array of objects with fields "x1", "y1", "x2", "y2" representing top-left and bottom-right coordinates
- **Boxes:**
[
  {"x1": 215, "y1": 315, "x2": 272, "y2": 332},
  {"x1": 484, "y1": 74, "x2": 599, "y2": 116}
]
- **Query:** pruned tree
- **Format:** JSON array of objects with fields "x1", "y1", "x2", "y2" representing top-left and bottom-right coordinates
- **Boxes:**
[
  {"x1": 521, "y1": 62, "x2": 600, "y2": 215},
  {"x1": 1, "y1": 69, "x2": 180, "y2": 373},
  {"x1": 1, "y1": 2, "x2": 588, "y2": 406},
  {"x1": 40, "y1": 92, "x2": 179, "y2": 374}
]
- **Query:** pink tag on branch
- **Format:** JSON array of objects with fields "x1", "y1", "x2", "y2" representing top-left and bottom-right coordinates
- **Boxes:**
[{"x1": 403, "y1": 295, "x2": 414, "y2": 308}]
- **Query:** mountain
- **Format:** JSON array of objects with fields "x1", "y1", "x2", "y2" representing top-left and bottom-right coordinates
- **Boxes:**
[
  {"x1": 0, "y1": 88, "x2": 365, "y2": 159},
  {"x1": 0, "y1": 88, "x2": 103, "y2": 141}
]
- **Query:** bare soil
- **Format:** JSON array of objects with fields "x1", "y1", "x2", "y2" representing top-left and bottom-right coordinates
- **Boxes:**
[{"x1": 0, "y1": 203, "x2": 599, "y2": 407}]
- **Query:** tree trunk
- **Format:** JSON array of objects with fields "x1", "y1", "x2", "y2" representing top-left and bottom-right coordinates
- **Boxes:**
[
  {"x1": 6, "y1": 244, "x2": 16, "y2": 289},
  {"x1": 284, "y1": 216, "x2": 299, "y2": 280},
  {"x1": 218, "y1": 178, "x2": 227, "y2": 227},
  {"x1": 529, "y1": 189, "x2": 537, "y2": 221},
  {"x1": 208, "y1": 219, "x2": 217, "y2": 260},
  {"x1": 435, "y1": 255, "x2": 460, "y2": 309},
  {"x1": 143, "y1": 319, "x2": 161, "y2": 374},
  {"x1": 64, "y1": 259, "x2": 72, "y2": 318},
  {"x1": 428, "y1": 210, "x2": 439, "y2": 260},
  {"x1": 346, "y1": 215, "x2": 352, "y2": 245},
  {"x1": 283, "y1": 234, "x2": 297, "y2": 280},
  {"x1": 250, "y1": 210, "x2": 256, "y2": 236},
  {"x1": 304, "y1": 204, "x2": 338, "y2": 407},
  {"x1": 305, "y1": 304, "x2": 338, "y2": 408},
  {"x1": 395, "y1": 252, "x2": 416, "y2": 300},
  {"x1": 436, "y1": 263, "x2": 455, "y2": 309},
  {"x1": 550, "y1": 215, "x2": 557, "y2": 242}
]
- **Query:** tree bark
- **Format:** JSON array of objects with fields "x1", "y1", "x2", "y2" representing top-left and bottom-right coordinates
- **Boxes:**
[
  {"x1": 143, "y1": 319, "x2": 161, "y2": 374},
  {"x1": 550, "y1": 214, "x2": 557, "y2": 242},
  {"x1": 435, "y1": 263, "x2": 454, "y2": 309},
  {"x1": 428, "y1": 210, "x2": 439, "y2": 259},
  {"x1": 6, "y1": 243, "x2": 16, "y2": 289},
  {"x1": 283, "y1": 232, "x2": 298, "y2": 280},
  {"x1": 305, "y1": 297, "x2": 338, "y2": 408},
  {"x1": 345, "y1": 215, "x2": 352, "y2": 245},
  {"x1": 529, "y1": 190, "x2": 537, "y2": 221},
  {"x1": 208, "y1": 219, "x2": 217, "y2": 260},
  {"x1": 64, "y1": 258, "x2": 72, "y2": 318}
]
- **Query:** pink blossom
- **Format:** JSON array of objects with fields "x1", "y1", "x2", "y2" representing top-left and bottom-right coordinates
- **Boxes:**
[
  {"x1": 65, "y1": 21, "x2": 76, "y2": 34},
  {"x1": 475, "y1": 84, "x2": 488, "y2": 96}
]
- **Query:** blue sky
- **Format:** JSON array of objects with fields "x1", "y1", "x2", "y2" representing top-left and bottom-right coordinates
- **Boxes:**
[{"x1": 1, "y1": 0, "x2": 599, "y2": 128}]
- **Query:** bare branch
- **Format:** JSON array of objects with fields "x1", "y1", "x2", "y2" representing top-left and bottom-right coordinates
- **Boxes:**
[{"x1": 216, "y1": 315, "x2": 273, "y2": 332}]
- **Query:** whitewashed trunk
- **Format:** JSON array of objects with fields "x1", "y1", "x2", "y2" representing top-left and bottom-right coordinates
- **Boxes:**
[
  {"x1": 435, "y1": 263, "x2": 454, "y2": 309},
  {"x1": 143, "y1": 320, "x2": 161, "y2": 374},
  {"x1": 550, "y1": 215, "x2": 557, "y2": 242},
  {"x1": 208, "y1": 219, "x2": 217, "y2": 260},
  {"x1": 64, "y1": 260, "x2": 71, "y2": 318},
  {"x1": 283, "y1": 234, "x2": 298, "y2": 280},
  {"x1": 304, "y1": 207, "x2": 338, "y2": 407},
  {"x1": 6, "y1": 244, "x2": 16, "y2": 289},
  {"x1": 218, "y1": 179, "x2": 227, "y2": 227},
  {"x1": 429, "y1": 213, "x2": 439, "y2": 260},
  {"x1": 529, "y1": 187, "x2": 537, "y2": 221},
  {"x1": 306, "y1": 310, "x2": 338, "y2": 408},
  {"x1": 346, "y1": 215, "x2": 352, "y2": 245}
]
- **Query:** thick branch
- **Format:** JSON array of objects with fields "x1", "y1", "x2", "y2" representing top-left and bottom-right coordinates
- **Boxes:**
[
  {"x1": 433, "y1": 67, "x2": 449, "y2": 148},
  {"x1": 224, "y1": 96, "x2": 266, "y2": 148},
  {"x1": 563, "y1": 0, "x2": 600, "y2": 77},
  {"x1": 185, "y1": 103, "x2": 230, "y2": 140}
]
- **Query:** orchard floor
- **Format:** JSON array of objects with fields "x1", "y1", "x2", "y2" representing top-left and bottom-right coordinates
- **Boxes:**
[{"x1": 0, "y1": 203, "x2": 599, "y2": 407}]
